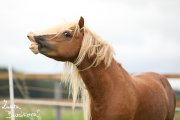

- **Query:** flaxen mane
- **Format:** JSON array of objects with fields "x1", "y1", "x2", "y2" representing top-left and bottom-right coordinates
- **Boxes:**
[{"x1": 61, "y1": 23, "x2": 115, "y2": 120}]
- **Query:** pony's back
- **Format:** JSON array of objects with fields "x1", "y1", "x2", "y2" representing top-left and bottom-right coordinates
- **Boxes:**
[{"x1": 132, "y1": 72, "x2": 176, "y2": 120}]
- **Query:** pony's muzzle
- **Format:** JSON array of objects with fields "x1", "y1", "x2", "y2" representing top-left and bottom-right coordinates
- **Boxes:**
[{"x1": 34, "y1": 35, "x2": 45, "y2": 44}]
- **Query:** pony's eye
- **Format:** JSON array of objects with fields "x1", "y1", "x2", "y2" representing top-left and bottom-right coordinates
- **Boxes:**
[{"x1": 63, "y1": 31, "x2": 72, "y2": 38}]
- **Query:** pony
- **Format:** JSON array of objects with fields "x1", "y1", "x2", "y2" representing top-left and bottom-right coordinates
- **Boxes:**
[{"x1": 27, "y1": 17, "x2": 176, "y2": 120}]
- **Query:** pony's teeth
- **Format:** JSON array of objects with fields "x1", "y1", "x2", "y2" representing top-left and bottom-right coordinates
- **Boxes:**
[{"x1": 29, "y1": 42, "x2": 39, "y2": 54}]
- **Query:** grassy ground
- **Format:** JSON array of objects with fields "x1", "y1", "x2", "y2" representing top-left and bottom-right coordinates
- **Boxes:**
[
  {"x1": 0, "y1": 104, "x2": 83, "y2": 120},
  {"x1": 0, "y1": 104, "x2": 180, "y2": 120},
  {"x1": 175, "y1": 111, "x2": 180, "y2": 120}
]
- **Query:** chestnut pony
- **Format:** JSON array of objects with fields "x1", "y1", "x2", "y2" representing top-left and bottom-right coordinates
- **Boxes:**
[{"x1": 27, "y1": 17, "x2": 176, "y2": 120}]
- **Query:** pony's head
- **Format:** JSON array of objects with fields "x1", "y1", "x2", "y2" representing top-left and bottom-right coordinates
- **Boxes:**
[
  {"x1": 27, "y1": 16, "x2": 114, "y2": 67},
  {"x1": 27, "y1": 17, "x2": 85, "y2": 62}
]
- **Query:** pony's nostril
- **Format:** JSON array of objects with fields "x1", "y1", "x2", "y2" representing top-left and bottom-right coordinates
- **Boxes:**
[
  {"x1": 27, "y1": 32, "x2": 34, "y2": 38},
  {"x1": 27, "y1": 32, "x2": 36, "y2": 42},
  {"x1": 27, "y1": 34, "x2": 30, "y2": 38}
]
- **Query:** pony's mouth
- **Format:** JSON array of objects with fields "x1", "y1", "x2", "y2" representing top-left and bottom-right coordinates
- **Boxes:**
[
  {"x1": 27, "y1": 33, "x2": 53, "y2": 54},
  {"x1": 27, "y1": 33, "x2": 39, "y2": 54},
  {"x1": 29, "y1": 42, "x2": 39, "y2": 54}
]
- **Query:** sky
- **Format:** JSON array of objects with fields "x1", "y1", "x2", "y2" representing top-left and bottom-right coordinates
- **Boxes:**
[{"x1": 0, "y1": 0, "x2": 180, "y2": 75}]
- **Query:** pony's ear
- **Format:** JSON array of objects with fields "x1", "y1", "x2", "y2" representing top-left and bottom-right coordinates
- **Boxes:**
[{"x1": 78, "y1": 16, "x2": 84, "y2": 33}]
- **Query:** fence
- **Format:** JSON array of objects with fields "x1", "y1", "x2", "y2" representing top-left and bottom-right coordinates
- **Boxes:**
[
  {"x1": 0, "y1": 72, "x2": 180, "y2": 106},
  {"x1": 0, "y1": 72, "x2": 180, "y2": 120}
]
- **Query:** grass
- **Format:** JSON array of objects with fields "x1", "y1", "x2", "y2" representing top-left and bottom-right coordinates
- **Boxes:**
[
  {"x1": 175, "y1": 111, "x2": 180, "y2": 120},
  {"x1": 0, "y1": 104, "x2": 83, "y2": 120},
  {"x1": 61, "y1": 108, "x2": 83, "y2": 120},
  {"x1": 0, "y1": 104, "x2": 180, "y2": 120}
]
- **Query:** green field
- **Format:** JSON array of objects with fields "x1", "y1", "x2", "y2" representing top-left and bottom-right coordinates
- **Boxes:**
[
  {"x1": 0, "y1": 104, "x2": 180, "y2": 120},
  {"x1": 175, "y1": 111, "x2": 180, "y2": 120},
  {"x1": 0, "y1": 104, "x2": 83, "y2": 120}
]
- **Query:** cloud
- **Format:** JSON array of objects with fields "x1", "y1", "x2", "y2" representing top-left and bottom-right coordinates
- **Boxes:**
[
  {"x1": 0, "y1": 0, "x2": 179, "y2": 74},
  {"x1": 169, "y1": 79, "x2": 180, "y2": 91}
]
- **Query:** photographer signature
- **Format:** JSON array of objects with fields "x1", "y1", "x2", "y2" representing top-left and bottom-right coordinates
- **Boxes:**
[{"x1": 1, "y1": 99, "x2": 41, "y2": 119}]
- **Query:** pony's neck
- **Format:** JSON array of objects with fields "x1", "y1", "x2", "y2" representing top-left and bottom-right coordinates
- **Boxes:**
[{"x1": 77, "y1": 56, "x2": 131, "y2": 102}]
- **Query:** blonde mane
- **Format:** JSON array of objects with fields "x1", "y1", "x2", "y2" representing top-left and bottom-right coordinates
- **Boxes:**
[{"x1": 61, "y1": 23, "x2": 114, "y2": 120}]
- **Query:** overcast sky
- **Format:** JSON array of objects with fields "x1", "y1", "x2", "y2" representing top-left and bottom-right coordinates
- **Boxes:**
[{"x1": 0, "y1": 0, "x2": 180, "y2": 75}]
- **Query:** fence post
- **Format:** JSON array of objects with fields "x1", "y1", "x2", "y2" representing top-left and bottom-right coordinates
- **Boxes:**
[
  {"x1": 8, "y1": 65, "x2": 15, "y2": 120},
  {"x1": 54, "y1": 81, "x2": 62, "y2": 120}
]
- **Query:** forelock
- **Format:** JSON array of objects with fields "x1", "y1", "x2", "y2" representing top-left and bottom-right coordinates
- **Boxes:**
[{"x1": 36, "y1": 22, "x2": 78, "y2": 35}]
